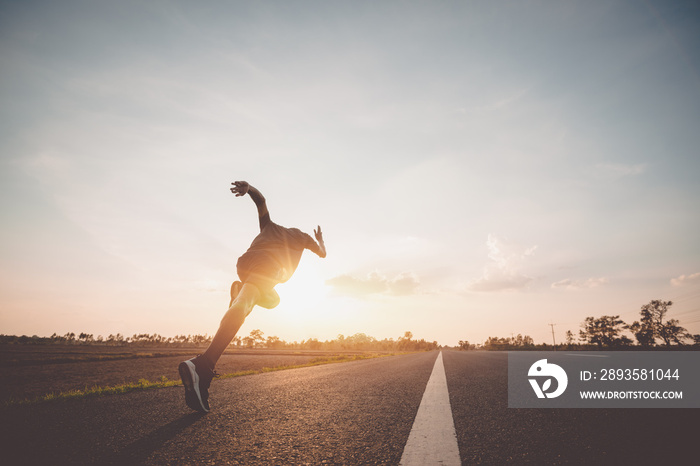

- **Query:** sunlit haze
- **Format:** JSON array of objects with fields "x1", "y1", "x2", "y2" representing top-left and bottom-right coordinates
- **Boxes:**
[{"x1": 2, "y1": 0, "x2": 699, "y2": 346}]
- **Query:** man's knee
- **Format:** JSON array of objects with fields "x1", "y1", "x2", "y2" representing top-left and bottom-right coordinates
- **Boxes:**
[
  {"x1": 258, "y1": 289, "x2": 280, "y2": 309},
  {"x1": 229, "y1": 280, "x2": 242, "y2": 308},
  {"x1": 223, "y1": 283, "x2": 261, "y2": 323}
]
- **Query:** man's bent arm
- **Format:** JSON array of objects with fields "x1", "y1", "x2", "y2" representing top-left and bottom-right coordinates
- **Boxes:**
[
  {"x1": 231, "y1": 181, "x2": 270, "y2": 229},
  {"x1": 247, "y1": 185, "x2": 268, "y2": 218}
]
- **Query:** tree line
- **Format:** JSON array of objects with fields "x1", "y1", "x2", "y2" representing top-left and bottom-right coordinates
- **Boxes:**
[
  {"x1": 0, "y1": 330, "x2": 438, "y2": 352},
  {"x1": 574, "y1": 300, "x2": 698, "y2": 348},
  {"x1": 459, "y1": 299, "x2": 699, "y2": 350},
  {"x1": 0, "y1": 332, "x2": 214, "y2": 347},
  {"x1": 234, "y1": 330, "x2": 438, "y2": 352},
  {"x1": 458, "y1": 334, "x2": 536, "y2": 351}
]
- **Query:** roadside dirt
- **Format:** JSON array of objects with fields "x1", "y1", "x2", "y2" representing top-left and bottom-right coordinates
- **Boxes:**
[{"x1": 0, "y1": 345, "x2": 368, "y2": 402}]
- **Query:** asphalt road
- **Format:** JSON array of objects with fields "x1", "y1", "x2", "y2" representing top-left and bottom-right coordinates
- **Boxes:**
[
  {"x1": 2, "y1": 351, "x2": 697, "y2": 465},
  {"x1": 442, "y1": 351, "x2": 697, "y2": 464}
]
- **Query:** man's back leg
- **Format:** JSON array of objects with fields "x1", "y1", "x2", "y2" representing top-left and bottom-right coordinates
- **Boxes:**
[{"x1": 179, "y1": 283, "x2": 260, "y2": 412}]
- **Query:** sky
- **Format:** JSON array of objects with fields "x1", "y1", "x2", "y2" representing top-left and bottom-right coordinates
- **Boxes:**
[{"x1": 1, "y1": 0, "x2": 699, "y2": 346}]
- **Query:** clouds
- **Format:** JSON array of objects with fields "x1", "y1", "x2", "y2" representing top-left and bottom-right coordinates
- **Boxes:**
[
  {"x1": 1, "y1": 0, "x2": 699, "y2": 346},
  {"x1": 593, "y1": 162, "x2": 647, "y2": 180},
  {"x1": 326, "y1": 271, "x2": 421, "y2": 298},
  {"x1": 467, "y1": 235, "x2": 537, "y2": 292},
  {"x1": 671, "y1": 273, "x2": 700, "y2": 287},
  {"x1": 551, "y1": 277, "x2": 608, "y2": 291}
]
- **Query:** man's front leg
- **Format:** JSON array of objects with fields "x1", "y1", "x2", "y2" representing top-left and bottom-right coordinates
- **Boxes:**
[{"x1": 257, "y1": 288, "x2": 280, "y2": 309}]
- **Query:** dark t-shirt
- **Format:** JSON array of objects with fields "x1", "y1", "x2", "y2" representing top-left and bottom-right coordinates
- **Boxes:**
[{"x1": 237, "y1": 213, "x2": 319, "y2": 285}]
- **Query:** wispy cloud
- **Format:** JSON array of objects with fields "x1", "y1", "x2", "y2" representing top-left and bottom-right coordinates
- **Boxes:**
[
  {"x1": 387, "y1": 272, "x2": 421, "y2": 296},
  {"x1": 455, "y1": 88, "x2": 530, "y2": 114},
  {"x1": 467, "y1": 235, "x2": 537, "y2": 292},
  {"x1": 670, "y1": 272, "x2": 700, "y2": 287},
  {"x1": 485, "y1": 88, "x2": 530, "y2": 111},
  {"x1": 551, "y1": 277, "x2": 608, "y2": 290},
  {"x1": 594, "y1": 162, "x2": 647, "y2": 180},
  {"x1": 326, "y1": 271, "x2": 420, "y2": 298}
]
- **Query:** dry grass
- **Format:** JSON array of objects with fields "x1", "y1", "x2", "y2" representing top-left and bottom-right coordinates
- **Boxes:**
[{"x1": 3, "y1": 350, "x2": 393, "y2": 407}]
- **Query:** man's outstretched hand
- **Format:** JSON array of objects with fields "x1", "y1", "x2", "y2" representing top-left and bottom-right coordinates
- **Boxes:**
[
  {"x1": 314, "y1": 226, "x2": 324, "y2": 243},
  {"x1": 314, "y1": 225, "x2": 326, "y2": 258},
  {"x1": 231, "y1": 181, "x2": 250, "y2": 197}
]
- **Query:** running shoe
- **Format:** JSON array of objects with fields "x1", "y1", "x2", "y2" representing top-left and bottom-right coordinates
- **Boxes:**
[{"x1": 178, "y1": 356, "x2": 215, "y2": 412}]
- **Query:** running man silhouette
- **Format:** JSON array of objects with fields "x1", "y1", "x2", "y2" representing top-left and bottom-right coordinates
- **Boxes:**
[{"x1": 179, "y1": 181, "x2": 326, "y2": 412}]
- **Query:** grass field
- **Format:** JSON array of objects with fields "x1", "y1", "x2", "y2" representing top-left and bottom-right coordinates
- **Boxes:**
[{"x1": 0, "y1": 344, "x2": 390, "y2": 405}]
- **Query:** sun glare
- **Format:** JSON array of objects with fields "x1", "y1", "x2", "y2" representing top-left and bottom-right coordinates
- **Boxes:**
[{"x1": 275, "y1": 261, "x2": 328, "y2": 319}]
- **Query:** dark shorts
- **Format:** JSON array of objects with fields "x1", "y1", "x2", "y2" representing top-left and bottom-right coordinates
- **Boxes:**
[{"x1": 236, "y1": 250, "x2": 284, "y2": 294}]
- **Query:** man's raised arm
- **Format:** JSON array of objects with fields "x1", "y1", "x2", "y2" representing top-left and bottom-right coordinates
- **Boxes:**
[{"x1": 231, "y1": 181, "x2": 270, "y2": 229}]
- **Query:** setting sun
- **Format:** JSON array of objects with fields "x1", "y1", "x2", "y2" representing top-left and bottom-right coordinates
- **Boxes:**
[{"x1": 276, "y1": 261, "x2": 328, "y2": 316}]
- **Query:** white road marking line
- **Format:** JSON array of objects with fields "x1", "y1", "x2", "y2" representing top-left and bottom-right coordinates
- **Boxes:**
[{"x1": 400, "y1": 351, "x2": 461, "y2": 466}]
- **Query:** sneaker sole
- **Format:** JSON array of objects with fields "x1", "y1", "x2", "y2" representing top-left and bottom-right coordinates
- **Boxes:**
[{"x1": 178, "y1": 360, "x2": 209, "y2": 413}]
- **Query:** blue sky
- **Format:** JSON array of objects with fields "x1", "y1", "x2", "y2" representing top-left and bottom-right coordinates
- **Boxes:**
[{"x1": 1, "y1": 0, "x2": 699, "y2": 345}]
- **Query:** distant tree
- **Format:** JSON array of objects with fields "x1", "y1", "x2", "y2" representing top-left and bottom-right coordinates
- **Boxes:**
[
  {"x1": 348, "y1": 333, "x2": 375, "y2": 349},
  {"x1": 512, "y1": 334, "x2": 534, "y2": 347},
  {"x1": 266, "y1": 335, "x2": 283, "y2": 349},
  {"x1": 629, "y1": 300, "x2": 691, "y2": 346},
  {"x1": 171, "y1": 335, "x2": 184, "y2": 345},
  {"x1": 304, "y1": 338, "x2": 322, "y2": 350},
  {"x1": 482, "y1": 334, "x2": 535, "y2": 350},
  {"x1": 192, "y1": 334, "x2": 212, "y2": 345},
  {"x1": 458, "y1": 340, "x2": 471, "y2": 350},
  {"x1": 659, "y1": 319, "x2": 690, "y2": 346},
  {"x1": 398, "y1": 331, "x2": 415, "y2": 350},
  {"x1": 579, "y1": 315, "x2": 632, "y2": 348},
  {"x1": 628, "y1": 305, "x2": 656, "y2": 347},
  {"x1": 565, "y1": 330, "x2": 575, "y2": 346},
  {"x1": 483, "y1": 336, "x2": 509, "y2": 350},
  {"x1": 249, "y1": 329, "x2": 265, "y2": 348}
]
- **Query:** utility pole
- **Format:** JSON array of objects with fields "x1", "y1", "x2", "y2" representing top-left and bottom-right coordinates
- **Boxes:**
[{"x1": 548, "y1": 323, "x2": 556, "y2": 350}]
